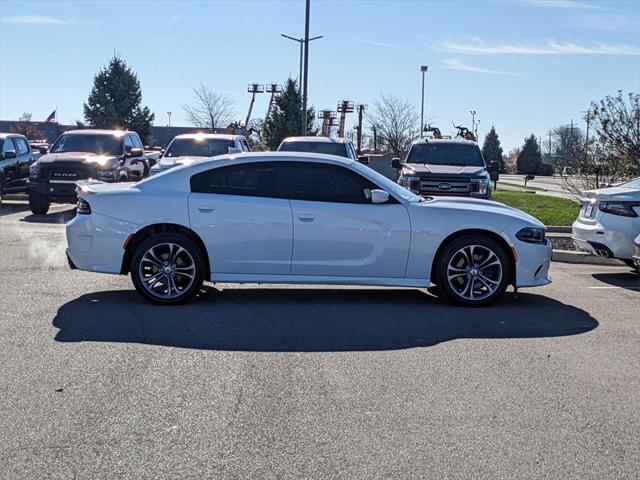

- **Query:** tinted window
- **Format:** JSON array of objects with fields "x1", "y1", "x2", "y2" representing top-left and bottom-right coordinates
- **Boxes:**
[
  {"x1": 50, "y1": 134, "x2": 123, "y2": 156},
  {"x1": 278, "y1": 141, "x2": 349, "y2": 157},
  {"x1": 282, "y1": 162, "x2": 377, "y2": 204},
  {"x1": 191, "y1": 162, "x2": 281, "y2": 198},
  {"x1": 1, "y1": 139, "x2": 15, "y2": 155},
  {"x1": 124, "y1": 136, "x2": 134, "y2": 152},
  {"x1": 130, "y1": 135, "x2": 144, "y2": 149},
  {"x1": 166, "y1": 138, "x2": 234, "y2": 157},
  {"x1": 14, "y1": 137, "x2": 30, "y2": 155},
  {"x1": 406, "y1": 143, "x2": 485, "y2": 167}
]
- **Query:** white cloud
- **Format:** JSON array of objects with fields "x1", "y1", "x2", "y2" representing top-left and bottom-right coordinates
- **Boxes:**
[
  {"x1": 440, "y1": 38, "x2": 640, "y2": 56},
  {"x1": 505, "y1": 0, "x2": 598, "y2": 8},
  {"x1": 442, "y1": 58, "x2": 520, "y2": 76},
  {"x1": 349, "y1": 37, "x2": 405, "y2": 49},
  {"x1": 1, "y1": 15, "x2": 76, "y2": 25}
]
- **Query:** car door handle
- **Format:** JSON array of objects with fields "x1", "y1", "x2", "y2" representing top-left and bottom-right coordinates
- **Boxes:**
[
  {"x1": 197, "y1": 206, "x2": 215, "y2": 213},
  {"x1": 298, "y1": 214, "x2": 315, "y2": 222}
]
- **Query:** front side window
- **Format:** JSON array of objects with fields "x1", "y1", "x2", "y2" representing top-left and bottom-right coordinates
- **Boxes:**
[
  {"x1": 1, "y1": 138, "x2": 16, "y2": 155},
  {"x1": 50, "y1": 134, "x2": 123, "y2": 156},
  {"x1": 166, "y1": 138, "x2": 234, "y2": 158},
  {"x1": 191, "y1": 162, "x2": 281, "y2": 198},
  {"x1": 278, "y1": 141, "x2": 349, "y2": 158},
  {"x1": 124, "y1": 135, "x2": 134, "y2": 152},
  {"x1": 15, "y1": 137, "x2": 30, "y2": 155},
  {"x1": 282, "y1": 162, "x2": 377, "y2": 204},
  {"x1": 406, "y1": 143, "x2": 485, "y2": 167},
  {"x1": 130, "y1": 135, "x2": 144, "y2": 150}
]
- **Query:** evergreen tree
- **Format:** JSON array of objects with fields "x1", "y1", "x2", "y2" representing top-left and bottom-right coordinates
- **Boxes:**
[
  {"x1": 482, "y1": 126, "x2": 504, "y2": 171},
  {"x1": 516, "y1": 135, "x2": 543, "y2": 174},
  {"x1": 262, "y1": 79, "x2": 316, "y2": 150},
  {"x1": 83, "y1": 54, "x2": 155, "y2": 144}
]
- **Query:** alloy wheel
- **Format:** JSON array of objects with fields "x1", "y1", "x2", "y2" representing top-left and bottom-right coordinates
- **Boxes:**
[
  {"x1": 446, "y1": 244, "x2": 503, "y2": 301},
  {"x1": 138, "y1": 242, "x2": 197, "y2": 300}
]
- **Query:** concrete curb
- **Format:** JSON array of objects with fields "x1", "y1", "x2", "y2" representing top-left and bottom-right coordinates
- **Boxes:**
[{"x1": 552, "y1": 249, "x2": 626, "y2": 266}]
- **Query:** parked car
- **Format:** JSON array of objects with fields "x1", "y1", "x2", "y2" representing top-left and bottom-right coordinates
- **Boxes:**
[
  {"x1": 572, "y1": 178, "x2": 640, "y2": 268},
  {"x1": 633, "y1": 233, "x2": 640, "y2": 273},
  {"x1": 1, "y1": 132, "x2": 35, "y2": 196},
  {"x1": 277, "y1": 136, "x2": 358, "y2": 160},
  {"x1": 150, "y1": 134, "x2": 250, "y2": 176},
  {"x1": 394, "y1": 138, "x2": 495, "y2": 198},
  {"x1": 66, "y1": 152, "x2": 552, "y2": 306},
  {"x1": 28, "y1": 129, "x2": 149, "y2": 214}
]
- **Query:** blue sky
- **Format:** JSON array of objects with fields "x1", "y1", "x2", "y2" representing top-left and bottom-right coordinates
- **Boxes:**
[{"x1": 1, "y1": 0, "x2": 638, "y2": 150}]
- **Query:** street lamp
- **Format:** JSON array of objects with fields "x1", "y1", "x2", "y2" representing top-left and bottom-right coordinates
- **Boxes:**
[
  {"x1": 167, "y1": 111, "x2": 172, "y2": 127},
  {"x1": 281, "y1": 32, "x2": 322, "y2": 134},
  {"x1": 420, "y1": 65, "x2": 428, "y2": 138},
  {"x1": 470, "y1": 110, "x2": 476, "y2": 137}
]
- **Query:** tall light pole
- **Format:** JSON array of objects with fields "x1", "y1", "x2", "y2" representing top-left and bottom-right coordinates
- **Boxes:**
[
  {"x1": 301, "y1": 0, "x2": 312, "y2": 135},
  {"x1": 245, "y1": 83, "x2": 264, "y2": 129},
  {"x1": 167, "y1": 111, "x2": 172, "y2": 127},
  {"x1": 420, "y1": 65, "x2": 428, "y2": 138},
  {"x1": 470, "y1": 110, "x2": 476, "y2": 137},
  {"x1": 265, "y1": 83, "x2": 283, "y2": 120},
  {"x1": 281, "y1": 33, "x2": 322, "y2": 134}
]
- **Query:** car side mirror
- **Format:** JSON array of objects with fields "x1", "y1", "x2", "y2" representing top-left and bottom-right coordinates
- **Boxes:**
[
  {"x1": 391, "y1": 158, "x2": 401, "y2": 169},
  {"x1": 358, "y1": 155, "x2": 370, "y2": 165},
  {"x1": 488, "y1": 161, "x2": 499, "y2": 173},
  {"x1": 38, "y1": 147, "x2": 48, "y2": 155},
  {"x1": 4, "y1": 150, "x2": 17, "y2": 159},
  {"x1": 128, "y1": 147, "x2": 143, "y2": 158},
  {"x1": 371, "y1": 189, "x2": 390, "y2": 204},
  {"x1": 228, "y1": 147, "x2": 241, "y2": 154}
]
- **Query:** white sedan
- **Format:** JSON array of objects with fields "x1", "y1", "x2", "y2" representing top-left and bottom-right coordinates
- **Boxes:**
[{"x1": 66, "y1": 153, "x2": 552, "y2": 306}]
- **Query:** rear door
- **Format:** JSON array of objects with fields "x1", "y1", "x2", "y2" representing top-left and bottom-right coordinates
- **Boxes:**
[
  {"x1": 284, "y1": 161, "x2": 411, "y2": 278},
  {"x1": 188, "y1": 161, "x2": 293, "y2": 275}
]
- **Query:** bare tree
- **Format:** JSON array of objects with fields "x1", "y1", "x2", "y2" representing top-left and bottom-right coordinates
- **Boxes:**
[
  {"x1": 368, "y1": 93, "x2": 418, "y2": 155},
  {"x1": 552, "y1": 125, "x2": 584, "y2": 169},
  {"x1": 11, "y1": 113, "x2": 44, "y2": 140},
  {"x1": 183, "y1": 84, "x2": 236, "y2": 131}
]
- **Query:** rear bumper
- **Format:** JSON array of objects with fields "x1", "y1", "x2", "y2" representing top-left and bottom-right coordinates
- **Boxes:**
[{"x1": 572, "y1": 218, "x2": 635, "y2": 260}]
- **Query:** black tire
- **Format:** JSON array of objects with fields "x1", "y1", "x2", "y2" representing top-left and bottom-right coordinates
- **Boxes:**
[
  {"x1": 436, "y1": 234, "x2": 512, "y2": 306},
  {"x1": 0, "y1": 172, "x2": 4, "y2": 200},
  {"x1": 130, "y1": 232, "x2": 205, "y2": 305},
  {"x1": 29, "y1": 192, "x2": 50, "y2": 215}
]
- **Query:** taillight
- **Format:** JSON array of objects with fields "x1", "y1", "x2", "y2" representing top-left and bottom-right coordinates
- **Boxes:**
[
  {"x1": 77, "y1": 198, "x2": 91, "y2": 214},
  {"x1": 598, "y1": 201, "x2": 640, "y2": 217}
]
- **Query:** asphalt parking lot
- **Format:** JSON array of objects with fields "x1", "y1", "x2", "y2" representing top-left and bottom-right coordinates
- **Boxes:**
[{"x1": 1, "y1": 200, "x2": 639, "y2": 479}]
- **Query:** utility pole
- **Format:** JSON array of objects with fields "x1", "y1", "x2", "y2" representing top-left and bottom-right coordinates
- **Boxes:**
[
  {"x1": 301, "y1": 0, "x2": 311, "y2": 135},
  {"x1": 167, "y1": 111, "x2": 172, "y2": 128},
  {"x1": 265, "y1": 83, "x2": 283, "y2": 120},
  {"x1": 245, "y1": 83, "x2": 264, "y2": 129},
  {"x1": 356, "y1": 104, "x2": 367, "y2": 154},
  {"x1": 372, "y1": 125, "x2": 378, "y2": 151},
  {"x1": 581, "y1": 110, "x2": 592, "y2": 150},
  {"x1": 470, "y1": 110, "x2": 476, "y2": 137},
  {"x1": 318, "y1": 110, "x2": 337, "y2": 137},
  {"x1": 336, "y1": 99, "x2": 354, "y2": 138},
  {"x1": 420, "y1": 66, "x2": 428, "y2": 138},
  {"x1": 281, "y1": 33, "x2": 322, "y2": 133}
]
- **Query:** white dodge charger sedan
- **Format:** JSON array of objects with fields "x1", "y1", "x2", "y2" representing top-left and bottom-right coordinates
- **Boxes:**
[{"x1": 66, "y1": 152, "x2": 552, "y2": 306}]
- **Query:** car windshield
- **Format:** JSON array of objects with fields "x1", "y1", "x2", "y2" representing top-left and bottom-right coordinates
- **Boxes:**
[
  {"x1": 619, "y1": 178, "x2": 640, "y2": 189},
  {"x1": 279, "y1": 141, "x2": 348, "y2": 157},
  {"x1": 350, "y1": 162, "x2": 423, "y2": 203},
  {"x1": 406, "y1": 143, "x2": 485, "y2": 167},
  {"x1": 50, "y1": 134, "x2": 122, "y2": 156},
  {"x1": 165, "y1": 138, "x2": 235, "y2": 158}
]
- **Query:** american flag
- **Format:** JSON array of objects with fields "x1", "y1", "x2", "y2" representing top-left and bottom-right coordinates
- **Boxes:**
[{"x1": 45, "y1": 110, "x2": 57, "y2": 123}]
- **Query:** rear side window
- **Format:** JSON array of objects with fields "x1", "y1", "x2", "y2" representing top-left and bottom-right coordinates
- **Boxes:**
[
  {"x1": 281, "y1": 162, "x2": 378, "y2": 204},
  {"x1": 191, "y1": 162, "x2": 281, "y2": 198}
]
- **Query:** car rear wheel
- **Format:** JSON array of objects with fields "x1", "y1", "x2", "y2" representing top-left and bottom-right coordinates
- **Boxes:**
[
  {"x1": 130, "y1": 233, "x2": 205, "y2": 305},
  {"x1": 436, "y1": 234, "x2": 511, "y2": 306},
  {"x1": 29, "y1": 192, "x2": 50, "y2": 215}
]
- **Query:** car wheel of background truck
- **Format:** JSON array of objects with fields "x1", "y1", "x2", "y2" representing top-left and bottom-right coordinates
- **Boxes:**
[{"x1": 29, "y1": 192, "x2": 50, "y2": 215}]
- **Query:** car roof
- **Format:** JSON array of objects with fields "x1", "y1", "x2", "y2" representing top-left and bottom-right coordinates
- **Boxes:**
[
  {"x1": 412, "y1": 138, "x2": 478, "y2": 146},
  {"x1": 280, "y1": 136, "x2": 350, "y2": 144},
  {"x1": 62, "y1": 129, "x2": 133, "y2": 136},
  {"x1": 173, "y1": 133, "x2": 240, "y2": 141},
  {"x1": 195, "y1": 151, "x2": 355, "y2": 167},
  {"x1": 0, "y1": 132, "x2": 25, "y2": 139}
]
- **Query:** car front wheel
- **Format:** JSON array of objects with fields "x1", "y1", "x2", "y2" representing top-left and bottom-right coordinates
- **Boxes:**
[
  {"x1": 437, "y1": 234, "x2": 511, "y2": 306},
  {"x1": 29, "y1": 192, "x2": 50, "y2": 215},
  {"x1": 130, "y1": 233, "x2": 205, "y2": 305}
]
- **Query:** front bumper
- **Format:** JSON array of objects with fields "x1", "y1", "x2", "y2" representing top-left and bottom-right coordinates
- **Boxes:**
[
  {"x1": 29, "y1": 178, "x2": 78, "y2": 202},
  {"x1": 633, "y1": 242, "x2": 640, "y2": 269},
  {"x1": 514, "y1": 238, "x2": 552, "y2": 288}
]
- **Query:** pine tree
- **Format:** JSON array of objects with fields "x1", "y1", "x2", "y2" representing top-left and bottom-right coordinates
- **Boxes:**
[
  {"x1": 261, "y1": 79, "x2": 316, "y2": 150},
  {"x1": 516, "y1": 135, "x2": 543, "y2": 174},
  {"x1": 482, "y1": 126, "x2": 504, "y2": 171},
  {"x1": 83, "y1": 54, "x2": 155, "y2": 144}
]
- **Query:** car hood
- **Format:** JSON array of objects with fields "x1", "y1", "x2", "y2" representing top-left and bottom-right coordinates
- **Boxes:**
[
  {"x1": 38, "y1": 152, "x2": 119, "y2": 167},
  {"x1": 151, "y1": 156, "x2": 206, "y2": 170},
  {"x1": 415, "y1": 196, "x2": 544, "y2": 228},
  {"x1": 403, "y1": 163, "x2": 486, "y2": 176},
  {"x1": 581, "y1": 185, "x2": 640, "y2": 202}
]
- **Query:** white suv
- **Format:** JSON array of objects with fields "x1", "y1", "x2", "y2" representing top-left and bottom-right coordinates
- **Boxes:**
[
  {"x1": 277, "y1": 136, "x2": 358, "y2": 160},
  {"x1": 572, "y1": 177, "x2": 640, "y2": 268},
  {"x1": 150, "y1": 133, "x2": 250, "y2": 175}
]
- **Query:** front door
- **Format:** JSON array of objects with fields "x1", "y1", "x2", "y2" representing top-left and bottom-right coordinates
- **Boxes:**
[
  {"x1": 188, "y1": 161, "x2": 292, "y2": 275},
  {"x1": 284, "y1": 161, "x2": 411, "y2": 278}
]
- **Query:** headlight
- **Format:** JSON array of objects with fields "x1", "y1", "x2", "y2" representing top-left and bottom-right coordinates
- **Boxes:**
[
  {"x1": 598, "y1": 201, "x2": 640, "y2": 218},
  {"x1": 29, "y1": 162, "x2": 40, "y2": 178},
  {"x1": 400, "y1": 175, "x2": 421, "y2": 192},
  {"x1": 471, "y1": 178, "x2": 490, "y2": 196},
  {"x1": 516, "y1": 227, "x2": 546, "y2": 244},
  {"x1": 97, "y1": 169, "x2": 116, "y2": 179}
]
